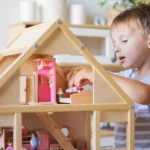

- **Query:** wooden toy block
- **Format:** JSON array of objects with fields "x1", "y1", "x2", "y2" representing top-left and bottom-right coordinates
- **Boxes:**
[{"x1": 58, "y1": 91, "x2": 92, "y2": 104}]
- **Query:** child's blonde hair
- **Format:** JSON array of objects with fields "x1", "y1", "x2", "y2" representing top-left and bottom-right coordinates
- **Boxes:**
[{"x1": 111, "y1": 4, "x2": 150, "y2": 38}]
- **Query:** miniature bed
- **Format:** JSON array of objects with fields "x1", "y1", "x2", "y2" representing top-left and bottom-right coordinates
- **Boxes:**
[{"x1": 0, "y1": 18, "x2": 134, "y2": 150}]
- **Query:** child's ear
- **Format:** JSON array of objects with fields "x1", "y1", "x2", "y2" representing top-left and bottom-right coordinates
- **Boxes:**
[{"x1": 148, "y1": 34, "x2": 150, "y2": 48}]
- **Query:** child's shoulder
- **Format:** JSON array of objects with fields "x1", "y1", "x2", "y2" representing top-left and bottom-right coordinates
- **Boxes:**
[
  {"x1": 118, "y1": 68, "x2": 150, "y2": 84},
  {"x1": 114, "y1": 68, "x2": 136, "y2": 78}
]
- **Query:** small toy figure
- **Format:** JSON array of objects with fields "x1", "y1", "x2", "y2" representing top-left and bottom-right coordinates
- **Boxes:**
[
  {"x1": 30, "y1": 133, "x2": 42, "y2": 150},
  {"x1": 57, "y1": 88, "x2": 64, "y2": 98},
  {"x1": 6, "y1": 139, "x2": 13, "y2": 150}
]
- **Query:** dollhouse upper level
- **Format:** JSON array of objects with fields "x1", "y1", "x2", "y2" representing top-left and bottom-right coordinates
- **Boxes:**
[{"x1": 0, "y1": 18, "x2": 132, "y2": 106}]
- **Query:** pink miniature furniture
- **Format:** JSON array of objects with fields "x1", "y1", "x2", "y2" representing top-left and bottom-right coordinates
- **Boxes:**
[
  {"x1": 36, "y1": 131, "x2": 49, "y2": 150},
  {"x1": 37, "y1": 59, "x2": 56, "y2": 103}
]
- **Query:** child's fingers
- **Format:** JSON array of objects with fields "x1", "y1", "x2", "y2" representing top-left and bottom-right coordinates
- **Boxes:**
[
  {"x1": 68, "y1": 79, "x2": 74, "y2": 88},
  {"x1": 81, "y1": 79, "x2": 90, "y2": 86},
  {"x1": 64, "y1": 67, "x2": 71, "y2": 74},
  {"x1": 68, "y1": 73, "x2": 77, "y2": 88},
  {"x1": 74, "y1": 74, "x2": 82, "y2": 87},
  {"x1": 75, "y1": 75, "x2": 90, "y2": 87},
  {"x1": 66, "y1": 69, "x2": 73, "y2": 81}
]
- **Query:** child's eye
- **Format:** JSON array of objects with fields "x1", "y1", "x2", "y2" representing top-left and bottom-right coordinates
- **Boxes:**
[{"x1": 122, "y1": 40, "x2": 128, "y2": 43}]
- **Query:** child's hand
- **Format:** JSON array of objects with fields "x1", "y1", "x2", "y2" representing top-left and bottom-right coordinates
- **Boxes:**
[
  {"x1": 64, "y1": 67, "x2": 83, "y2": 87},
  {"x1": 73, "y1": 67, "x2": 93, "y2": 87},
  {"x1": 65, "y1": 67, "x2": 93, "y2": 88}
]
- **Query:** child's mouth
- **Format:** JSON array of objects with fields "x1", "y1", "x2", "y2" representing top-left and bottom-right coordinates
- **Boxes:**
[{"x1": 119, "y1": 56, "x2": 126, "y2": 64}]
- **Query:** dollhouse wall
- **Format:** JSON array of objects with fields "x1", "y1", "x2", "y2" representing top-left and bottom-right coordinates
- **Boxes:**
[
  {"x1": 39, "y1": 28, "x2": 82, "y2": 56},
  {"x1": 0, "y1": 71, "x2": 20, "y2": 105},
  {"x1": 0, "y1": 55, "x2": 20, "y2": 105},
  {"x1": 93, "y1": 68, "x2": 126, "y2": 104}
]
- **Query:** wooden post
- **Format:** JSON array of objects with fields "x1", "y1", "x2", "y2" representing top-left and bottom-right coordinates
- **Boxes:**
[
  {"x1": 127, "y1": 108, "x2": 135, "y2": 150},
  {"x1": 85, "y1": 112, "x2": 91, "y2": 149},
  {"x1": 91, "y1": 111, "x2": 100, "y2": 150},
  {"x1": 13, "y1": 113, "x2": 22, "y2": 150}
]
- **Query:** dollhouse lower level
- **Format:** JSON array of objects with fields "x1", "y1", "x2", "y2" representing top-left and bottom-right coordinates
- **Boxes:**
[{"x1": 0, "y1": 103, "x2": 133, "y2": 150}]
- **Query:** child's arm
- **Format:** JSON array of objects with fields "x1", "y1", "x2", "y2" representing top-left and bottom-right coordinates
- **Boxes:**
[
  {"x1": 111, "y1": 73, "x2": 150, "y2": 104},
  {"x1": 65, "y1": 67, "x2": 150, "y2": 104}
]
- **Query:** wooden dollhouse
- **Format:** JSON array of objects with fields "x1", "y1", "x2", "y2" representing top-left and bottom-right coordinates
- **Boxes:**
[{"x1": 0, "y1": 18, "x2": 134, "y2": 150}]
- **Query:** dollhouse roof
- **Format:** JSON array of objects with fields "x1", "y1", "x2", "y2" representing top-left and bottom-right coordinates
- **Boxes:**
[{"x1": 0, "y1": 18, "x2": 133, "y2": 106}]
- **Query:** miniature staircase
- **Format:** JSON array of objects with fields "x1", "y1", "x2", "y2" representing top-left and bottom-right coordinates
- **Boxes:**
[{"x1": 37, "y1": 113, "x2": 75, "y2": 150}]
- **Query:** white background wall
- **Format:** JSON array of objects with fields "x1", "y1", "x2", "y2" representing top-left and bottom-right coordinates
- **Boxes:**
[
  {"x1": 0, "y1": 0, "x2": 106, "y2": 50},
  {"x1": 0, "y1": 0, "x2": 20, "y2": 49}
]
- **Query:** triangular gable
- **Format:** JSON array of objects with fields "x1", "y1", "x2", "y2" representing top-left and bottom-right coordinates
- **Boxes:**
[{"x1": 0, "y1": 18, "x2": 133, "y2": 106}]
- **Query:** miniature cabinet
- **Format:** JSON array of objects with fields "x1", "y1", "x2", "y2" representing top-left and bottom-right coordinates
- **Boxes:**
[{"x1": 20, "y1": 75, "x2": 36, "y2": 104}]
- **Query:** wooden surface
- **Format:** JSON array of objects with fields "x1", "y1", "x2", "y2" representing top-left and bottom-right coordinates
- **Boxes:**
[
  {"x1": 100, "y1": 110, "x2": 128, "y2": 122},
  {"x1": 0, "y1": 70, "x2": 20, "y2": 105},
  {"x1": 0, "y1": 55, "x2": 19, "y2": 75},
  {"x1": 13, "y1": 113, "x2": 22, "y2": 150},
  {"x1": 8, "y1": 22, "x2": 110, "y2": 29},
  {"x1": 68, "y1": 24, "x2": 110, "y2": 29},
  {"x1": 93, "y1": 67, "x2": 126, "y2": 104},
  {"x1": 71, "y1": 91, "x2": 92, "y2": 104},
  {"x1": 91, "y1": 111, "x2": 100, "y2": 150},
  {"x1": 0, "y1": 104, "x2": 129, "y2": 113},
  {"x1": 127, "y1": 109, "x2": 135, "y2": 150},
  {"x1": 8, "y1": 22, "x2": 40, "y2": 28}
]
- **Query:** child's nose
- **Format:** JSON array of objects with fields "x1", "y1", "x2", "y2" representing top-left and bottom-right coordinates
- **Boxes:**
[{"x1": 114, "y1": 45, "x2": 121, "y2": 53}]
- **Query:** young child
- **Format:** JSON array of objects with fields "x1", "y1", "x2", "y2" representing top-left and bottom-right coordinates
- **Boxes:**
[{"x1": 65, "y1": 4, "x2": 150, "y2": 149}]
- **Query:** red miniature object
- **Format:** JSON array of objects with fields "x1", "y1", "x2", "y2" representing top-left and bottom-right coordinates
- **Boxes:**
[{"x1": 36, "y1": 59, "x2": 56, "y2": 103}]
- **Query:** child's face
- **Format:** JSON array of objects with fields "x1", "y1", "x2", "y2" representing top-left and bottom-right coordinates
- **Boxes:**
[{"x1": 111, "y1": 24, "x2": 150, "y2": 69}]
